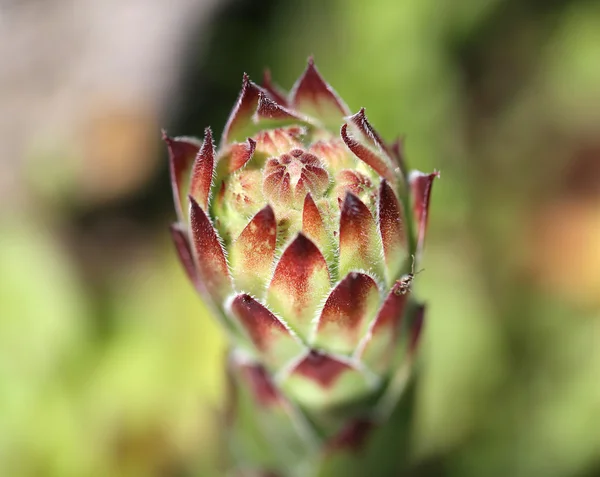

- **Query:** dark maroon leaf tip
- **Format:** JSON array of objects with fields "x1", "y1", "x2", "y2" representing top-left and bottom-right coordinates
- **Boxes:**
[
  {"x1": 341, "y1": 123, "x2": 396, "y2": 183},
  {"x1": 169, "y1": 223, "x2": 199, "y2": 290},
  {"x1": 289, "y1": 57, "x2": 350, "y2": 120},
  {"x1": 230, "y1": 294, "x2": 287, "y2": 352},
  {"x1": 293, "y1": 350, "x2": 351, "y2": 388},
  {"x1": 256, "y1": 92, "x2": 304, "y2": 121},
  {"x1": 326, "y1": 419, "x2": 374, "y2": 453},
  {"x1": 240, "y1": 363, "x2": 282, "y2": 407},
  {"x1": 262, "y1": 68, "x2": 289, "y2": 107}
]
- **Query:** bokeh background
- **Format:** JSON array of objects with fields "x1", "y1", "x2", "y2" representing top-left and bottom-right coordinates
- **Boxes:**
[{"x1": 1, "y1": 0, "x2": 599, "y2": 475}]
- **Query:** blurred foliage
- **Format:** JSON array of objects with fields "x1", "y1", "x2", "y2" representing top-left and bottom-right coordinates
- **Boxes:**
[{"x1": 1, "y1": 0, "x2": 599, "y2": 475}]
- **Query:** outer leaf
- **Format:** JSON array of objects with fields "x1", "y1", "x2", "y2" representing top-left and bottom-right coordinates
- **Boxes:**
[
  {"x1": 229, "y1": 294, "x2": 304, "y2": 369},
  {"x1": 255, "y1": 91, "x2": 307, "y2": 125},
  {"x1": 162, "y1": 131, "x2": 201, "y2": 222},
  {"x1": 302, "y1": 194, "x2": 329, "y2": 258},
  {"x1": 313, "y1": 272, "x2": 380, "y2": 356},
  {"x1": 341, "y1": 109, "x2": 397, "y2": 183},
  {"x1": 189, "y1": 127, "x2": 215, "y2": 210},
  {"x1": 282, "y1": 351, "x2": 372, "y2": 410},
  {"x1": 289, "y1": 57, "x2": 350, "y2": 128},
  {"x1": 222, "y1": 73, "x2": 263, "y2": 144},
  {"x1": 409, "y1": 171, "x2": 439, "y2": 258},
  {"x1": 358, "y1": 281, "x2": 410, "y2": 373},
  {"x1": 316, "y1": 381, "x2": 417, "y2": 477},
  {"x1": 230, "y1": 206, "x2": 277, "y2": 297},
  {"x1": 262, "y1": 69, "x2": 289, "y2": 107},
  {"x1": 378, "y1": 179, "x2": 407, "y2": 284},
  {"x1": 189, "y1": 196, "x2": 233, "y2": 304},
  {"x1": 266, "y1": 234, "x2": 330, "y2": 339},
  {"x1": 169, "y1": 222, "x2": 200, "y2": 292},
  {"x1": 338, "y1": 193, "x2": 385, "y2": 280},
  {"x1": 227, "y1": 358, "x2": 314, "y2": 476}
]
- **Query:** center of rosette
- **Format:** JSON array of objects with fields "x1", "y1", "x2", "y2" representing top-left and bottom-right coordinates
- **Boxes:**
[{"x1": 262, "y1": 148, "x2": 329, "y2": 208}]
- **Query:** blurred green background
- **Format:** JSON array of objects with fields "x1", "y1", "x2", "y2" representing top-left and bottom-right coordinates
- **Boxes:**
[{"x1": 1, "y1": 0, "x2": 599, "y2": 475}]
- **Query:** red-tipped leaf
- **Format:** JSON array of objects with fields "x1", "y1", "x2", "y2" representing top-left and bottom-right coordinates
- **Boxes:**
[
  {"x1": 222, "y1": 73, "x2": 263, "y2": 144},
  {"x1": 169, "y1": 223, "x2": 201, "y2": 292},
  {"x1": 313, "y1": 272, "x2": 380, "y2": 355},
  {"x1": 255, "y1": 92, "x2": 309, "y2": 124},
  {"x1": 358, "y1": 280, "x2": 410, "y2": 372},
  {"x1": 282, "y1": 350, "x2": 371, "y2": 409},
  {"x1": 189, "y1": 196, "x2": 232, "y2": 304},
  {"x1": 163, "y1": 131, "x2": 201, "y2": 222},
  {"x1": 341, "y1": 108, "x2": 397, "y2": 183},
  {"x1": 266, "y1": 234, "x2": 330, "y2": 339},
  {"x1": 229, "y1": 205, "x2": 277, "y2": 297},
  {"x1": 238, "y1": 362, "x2": 283, "y2": 408},
  {"x1": 338, "y1": 193, "x2": 385, "y2": 280},
  {"x1": 221, "y1": 138, "x2": 256, "y2": 174},
  {"x1": 262, "y1": 69, "x2": 289, "y2": 107},
  {"x1": 341, "y1": 123, "x2": 396, "y2": 184},
  {"x1": 189, "y1": 127, "x2": 215, "y2": 210},
  {"x1": 378, "y1": 179, "x2": 407, "y2": 283},
  {"x1": 302, "y1": 193, "x2": 329, "y2": 256},
  {"x1": 229, "y1": 294, "x2": 304, "y2": 369},
  {"x1": 410, "y1": 171, "x2": 439, "y2": 257},
  {"x1": 289, "y1": 57, "x2": 350, "y2": 126}
]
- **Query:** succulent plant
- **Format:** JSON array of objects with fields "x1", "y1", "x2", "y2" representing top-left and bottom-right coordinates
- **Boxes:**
[{"x1": 164, "y1": 58, "x2": 437, "y2": 477}]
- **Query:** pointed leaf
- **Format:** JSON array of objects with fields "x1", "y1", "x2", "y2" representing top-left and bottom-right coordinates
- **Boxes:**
[
  {"x1": 230, "y1": 205, "x2": 277, "y2": 296},
  {"x1": 325, "y1": 419, "x2": 374, "y2": 453},
  {"x1": 262, "y1": 69, "x2": 289, "y2": 107},
  {"x1": 341, "y1": 108, "x2": 397, "y2": 183},
  {"x1": 236, "y1": 361, "x2": 283, "y2": 408},
  {"x1": 189, "y1": 127, "x2": 215, "y2": 210},
  {"x1": 302, "y1": 193, "x2": 329, "y2": 256},
  {"x1": 227, "y1": 358, "x2": 314, "y2": 473},
  {"x1": 282, "y1": 351, "x2": 371, "y2": 410},
  {"x1": 255, "y1": 92, "x2": 311, "y2": 127},
  {"x1": 289, "y1": 57, "x2": 350, "y2": 126},
  {"x1": 313, "y1": 272, "x2": 380, "y2": 355},
  {"x1": 266, "y1": 234, "x2": 330, "y2": 339},
  {"x1": 409, "y1": 171, "x2": 439, "y2": 258},
  {"x1": 348, "y1": 108, "x2": 393, "y2": 157},
  {"x1": 378, "y1": 179, "x2": 407, "y2": 283},
  {"x1": 229, "y1": 294, "x2": 304, "y2": 369},
  {"x1": 222, "y1": 73, "x2": 263, "y2": 144},
  {"x1": 162, "y1": 131, "x2": 201, "y2": 222},
  {"x1": 169, "y1": 222, "x2": 200, "y2": 291},
  {"x1": 339, "y1": 193, "x2": 385, "y2": 280},
  {"x1": 189, "y1": 196, "x2": 232, "y2": 304},
  {"x1": 359, "y1": 280, "x2": 410, "y2": 373}
]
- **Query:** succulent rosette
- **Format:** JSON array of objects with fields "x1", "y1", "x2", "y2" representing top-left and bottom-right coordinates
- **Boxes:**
[{"x1": 164, "y1": 58, "x2": 437, "y2": 477}]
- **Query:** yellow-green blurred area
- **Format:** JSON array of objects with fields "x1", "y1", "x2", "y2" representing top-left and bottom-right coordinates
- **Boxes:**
[{"x1": 1, "y1": 0, "x2": 599, "y2": 475}]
